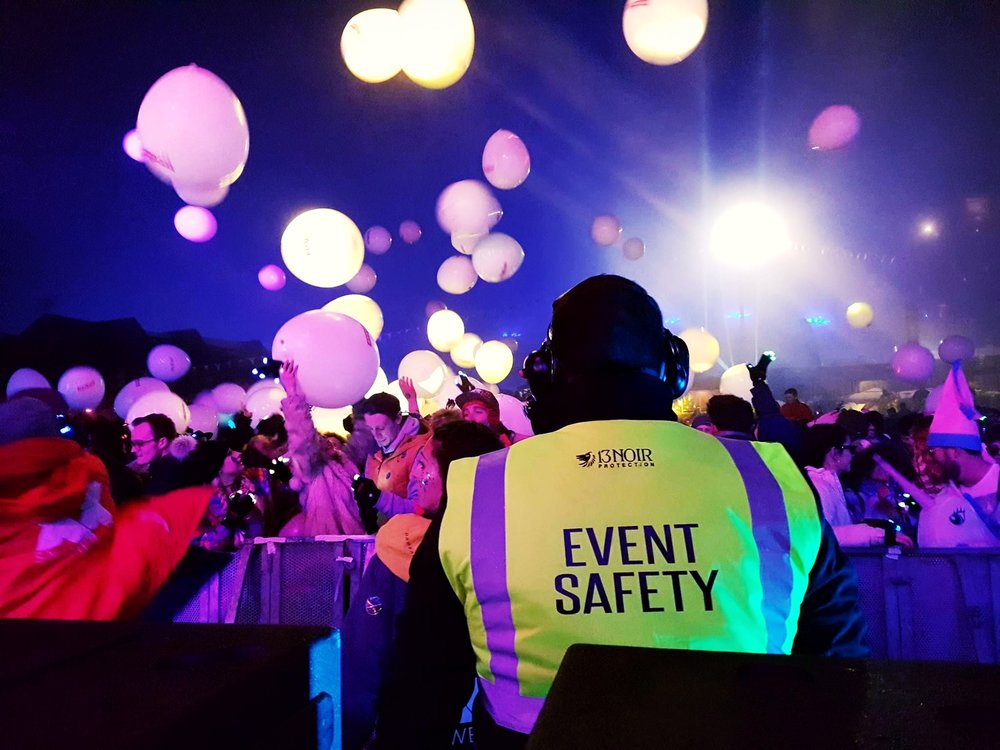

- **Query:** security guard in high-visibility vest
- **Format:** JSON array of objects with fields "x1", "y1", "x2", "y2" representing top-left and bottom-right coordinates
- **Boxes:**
[{"x1": 374, "y1": 275, "x2": 868, "y2": 750}]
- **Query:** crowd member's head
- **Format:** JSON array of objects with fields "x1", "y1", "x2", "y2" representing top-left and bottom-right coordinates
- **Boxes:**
[
  {"x1": 256, "y1": 414, "x2": 288, "y2": 448},
  {"x1": 690, "y1": 414, "x2": 717, "y2": 435},
  {"x1": 130, "y1": 413, "x2": 177, "y2": 466},
  {"x1": 0, "y1": 397, "x2": 59, "y2": 446},
  {"x1": 707, "y1": 395, "x2": 755, "y2": 436},
  {"x1": 783, "y1": 388, "x2": 800, "y2": 405},
  {"x1": 427, "y1": 407, "x2": 462, "y2": 431},
  {"x1": 835, "y1": 409, "x2": 870, "y2": 443},
  {"x1": 800, "y1": 424, "x2": 853, "y2": 473},
  {"x1": 412, "y1": 420, "x2": 504, "y2": 518},
  {"x1": 522, "y1": 275, "x2": 689, "y2": 434},
  {"x1": 357, "y1": 392, "x2": 405, "y2": 450},
  {"x1": 456, "y1": 389, "x2": 510, "y2": 436}
]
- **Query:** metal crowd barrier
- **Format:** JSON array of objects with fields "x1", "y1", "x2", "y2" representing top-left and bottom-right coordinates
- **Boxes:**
[{"x1": 172, "y1": 540, "x2": 1000, "y2": 664}]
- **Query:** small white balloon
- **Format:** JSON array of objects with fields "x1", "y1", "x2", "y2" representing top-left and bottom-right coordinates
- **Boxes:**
[
  {"x1": 398, "y1": 0, "x2": 475, "y2": 90},
  {"x1": 437, "y1": 255, "x2": 479, "y2": 295},
  {"x1": 678, "y1": 328, "x2": 720, "y2": 374},
  {"x1": 475, "y1": 340, "x2": 514, "y2": 384},
  {"x1": 497, "y1": 393, "x2": 533, "y2": 436},
  {"x1": 623, "y1": 237, "x2": 645, "y2": 260},
  {"x1": 281, "y1": 208, "x2": 365, "y2": 288},
  {"x1": 346, "y1": 263, "x2": 378, "y2": 294},
  {"x1": 591, "y1": 214, "x2": 622, "y2": 246},
  {"x1": 622, "y1": 0, "x2": 709, "y2": 66},
  {"x1": 436, "y1": 179, "x2": 502, "y2": 236},
  {"x1": 482, "y1": 129, "x2": 531, "y2": 190},
  {"x1": 147, "y1": 344, "x2": 191, "y2": 382},
  {"x1": 471, "y1": 232, "x2": 524, "y2": 283},
  {"x1": 246, "y1": 386, "x2": 287, "y2": 427},
  {"x1": 341, "y1": 8, "x2": 405, "y2": 84},
  {"x1": 450, "y1": 333, "x2": 483, "y2": 369},
  {"x1": 57, "y1": 366, "x2": 105, "y2": 410},
  {"x1": 398, "y1": 350, "x2": 448, "y2": 398},
  {"x1": 427, "y1": 309, "x2": 466, "y2": 352},
  {"x1": 6, "y1": 368, "x2": 51, "y2": 399},
  {"x1": 719, "y1": 364, "x2": 753, "y2": 403}
]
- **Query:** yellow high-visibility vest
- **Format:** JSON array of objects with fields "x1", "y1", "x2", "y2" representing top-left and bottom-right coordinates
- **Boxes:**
[{"x1": 439, "y1": 420, "x2": 823, "y2": 734}]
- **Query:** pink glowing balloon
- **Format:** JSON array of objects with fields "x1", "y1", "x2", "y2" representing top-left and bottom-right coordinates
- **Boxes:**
[
  {"x1": 938, "y1": 335, "x2": 975, "y2": 363},
  {"x1": 174, "y1": 206, "x2": 217, "y2": 242},
  {"x1": 623, "y1": 237, "x2": 645, "y2": 260},
  {"x1": 365, "y1": 225, "x2": 393, "y2": 254},
  {"x1": 436, "y1": 180, "x2": 502, "y2": 235},
  {"x1": 346, "y1": 263, "x2": 377, "y2": 293},
  {"x1": 399, "y1": 220, "x2": 422, "y2": 244},
  {"x1": 892, "y1": 343, "x2": 935, "y2": 383},
  {"x1": 258, "y1": 264, "x2": 287, "y2": 291},
  {"x1": 122, "y1": 129, "x2": 144, "y2": 162},
  {"x1": 591, "y1": 214, "x2": 622, "y2": 246},
  {"x1": 425, "y1": 300, "x2": 447, "y2": 318},
  {"x1": 482, "y1": 129, "x2": 531, "y2": 190},
  {"x1": 809, "y1": 105, "x2": 861, "y2": 151}
]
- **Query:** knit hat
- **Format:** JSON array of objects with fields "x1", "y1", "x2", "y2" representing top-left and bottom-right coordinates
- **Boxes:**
[
  {"x1": 927, "y1": 361, "x2": 981, "y2": 451},
  {"x1": 0, "y1": 397, "x2": 60, "y2": 446},
  {"x1": 455, "y1": 388, "x2": 500, "y2": 415}
]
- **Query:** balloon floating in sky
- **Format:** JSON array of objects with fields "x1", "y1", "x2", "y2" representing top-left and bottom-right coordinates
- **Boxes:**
[
  {"x1": 938, "y1": 335, "x2": 975, "y2": 363},
  {"x1": 174, "y1": 205, "x2": 217, "y2": 242},
  {"x1": 272, "y1": 310, "x2": 379, "y2": 408},
  {"x1": 398, "y1": 0, "x2": 475, "y2": 90},
  {"x1": 436, "y1": 179, "x2": 502, "y2": 236},
  {"x1": 346, "y1": 263, "x2": 377, "y2": 294},
  {"x1": 128, "y1": 390, "x2": 191, "y2": 434},
  {"x1": 281, "y1": 208, "x2": 364, "y2": 288},
  {"x1": 398, "y1": 349, "x2": 448, "y2": 398},
  {"x1": 846, "y1": 302, "x2": 874, "y2": 329},
  {"x1": 475, "y1": 340, "x2": 514, "y2": 384},
  {"x1": 471, "y1": 232, "x2": 524, "y2": 283},
  {"x1": 891, "y1": 343, "x2": 935, "y2": 383},
  {"x1": 365, "y1": 225, "x2": 393, "y2": 255},
  {"x1": 427, "y1": 309, "x2": 465, "y2": 352},
  {"x1": 399, "y1": 220, "x2": 422, "y2": 244},
  {"x1": 809, "y1": 105, "x2": 861, "y2": 151},
  {"x1": 451, "y1": 230, "x2": 484, "y2": 255},
  {"x1": 623, "y1": 237, "x2": 645, "y2": 260},
  {"x1": 425, "y1": 300, "x2": 448, "y2": 318},
  {"x1": 322, "y1": 293, "x2": 385, "y2": 341},
  {"x1": 482, "y1": 129, "x2": 530, "y2": 190},
  {"x1": 245, "y1": 385, "x2": 286, "y2": 428},
  {"x1": 719, "y1": 364, "x2": 753, "y2": 403},
  {"x1": 678, "y1": 328, "x2": 720, "y2": 374},
  {"x1": 341, "y1": 8, "x2": 405, "y2": 84},
  {"x1": 147, "y1": 344, "x2": 191, "y2": 382},
  {"x1": 437, "y1": 255, "x2": 479, "y2": 295},
  {"x1": 622, "y1": 0, "x2": 709, "y2": 66},
  {"x1": 258, "y1": 264, "x2": 287, "y2": 291},
  {"x1": 6, "y1": 368, "x2": 51, "y2": 399},
  {"x1": 122, "y1": 129, "x2": 144, "y2": 162},
  {"x1": 174, "y1": 181, "x2": 229, "y2": 208},
  {"x1": 57, "y1": 366, "x2": 106, "y2": 410},
  {"x1": 136, "y1": 64, "x2": 249, "y2": 191},
  {"x1": 591, "y1": 214, "x2": 622, "y2": 246},
  {"x1": 212, "y1": 383, "x2": 247, "y2": 414},
  {"x1": 450, "y1": 332, "x2": 482, "y2": 369},
  {"x1": 114, "y1": 378, "x2": 169, "y2": 419}
]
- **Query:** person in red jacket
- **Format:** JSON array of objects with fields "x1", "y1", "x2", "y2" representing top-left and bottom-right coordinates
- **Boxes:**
[{"x1": 0, "y1": 397, "x2": 212, "y2": 620}]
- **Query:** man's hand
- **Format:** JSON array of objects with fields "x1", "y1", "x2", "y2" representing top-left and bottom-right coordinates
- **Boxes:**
[
  {"x1": 747, "y1": 353, "x2": 773, "y2": 384},
  {"x1": 399, "y1": 376, "x2": 420, "y2": 414},
  {"x1": 352, "y1": 475, "x2": 381, "y2": 509},
  {"x1": 279, "y1": 360, "x2": 301, "y2": 397}
]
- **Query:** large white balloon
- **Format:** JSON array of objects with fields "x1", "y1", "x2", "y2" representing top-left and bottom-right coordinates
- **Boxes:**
[
  {"x1": 128, "y1": 390, "x2": 191, "y2": 434},
  {"x1": 212, "y1": 383, "x2": 247, "y2": 414},
  {"x1": 6, "y1": 368, "x2": 50, "y2": 398},
  {"x1": 272, "y1": 310, "x2": 380, "y2": 408},
  {"x1": 398, "y1": 350, "x2": 448, "y2": 398},
  {"x1": 322, "y1": 294, "x2": 385, "y2": 340},
  {"x1": 147, "y1": 344, "x2": 191, "y2": 382},
  {"x1": 57, "y1": 366, "x2": 105, "y2": 410},
  {"x1": 246, "y1": 386, "x2": 287, "y2": 427},
  {"x1": 622, "y1": 0, "x2": 708, "y2": 66},
  {"x1": 436, "y1": 179, "x2": 502, "y2": 236},
  {"x1": 114, "y1": 377, "x2": 170, "y2": 419},
  {"x1": 398, "y1": 0, "x2": 475, "y2": 90},
  {"x1": 719, "y1": 364, "x2": 753, "y2": 403},
  {"x1": 475, "y1": 340, "x2": 514, "y2": 384},
  {"x1": 437, "y1": 255, "x2": 479, "y2": 295},
  {"x1": 427, "y1": 309, "x2": 465, "y2": 352},
  {"x1": 281, "y1": 208, "x2": 365, "y2": 288},
  {"x1": 187, "y1": 402, "x2": 219, "y2": 436},
  {"x1": 136, "y1": 64, "x2": 249, "y2": 189},
  {"x1": 341, "y1": 8, "x2": 405, "y2": 84},
  {"x1": 471, "y1": 232, "x2": 524, "y2": 283},
  {"x1": 678, "y1": 328, "x2": 720, "y2": 374},
  {"x1": 450, "y1": 333, "x2": 483, "y2": 369}
]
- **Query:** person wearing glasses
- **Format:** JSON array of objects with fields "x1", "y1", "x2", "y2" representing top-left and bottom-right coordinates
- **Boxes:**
[{"x1": 128, "y1": 413, "x2": 187, "y2": 496}]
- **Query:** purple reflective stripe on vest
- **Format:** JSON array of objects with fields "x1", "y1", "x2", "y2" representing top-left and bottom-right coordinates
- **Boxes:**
[{"x1": 718, "y1": 439, "x2": 793, "y2": 653}]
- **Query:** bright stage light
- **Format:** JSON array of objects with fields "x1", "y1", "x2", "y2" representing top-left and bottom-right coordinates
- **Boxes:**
[
  {"x1": 918, "y1": 219, "x2": 939, "y2": 239},
  {"x1": 710, "y1": 202, "x2": 791, "y2": 268}
]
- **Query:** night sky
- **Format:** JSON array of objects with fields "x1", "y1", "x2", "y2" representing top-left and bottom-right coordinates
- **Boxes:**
[{"x1": 2, "y1": 0, "x2": 998, "y2": 383}]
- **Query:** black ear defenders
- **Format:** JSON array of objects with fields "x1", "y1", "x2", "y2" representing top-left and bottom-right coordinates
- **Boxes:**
[{"x1": 520, "y1": 328, "x2": 690, "y2": 403}]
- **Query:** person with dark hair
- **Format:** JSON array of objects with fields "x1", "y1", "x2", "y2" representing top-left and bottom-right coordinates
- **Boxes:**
[
  {"x1": 128, "y1": 412, "x2": 187, "y2": 496},
  {"x1": 781, "y1": 387, "x2": 813, "y2": 422},
  {"x1": 707, "y1": 394, "x2": 755, "y2": 439},
  {"x1": 373, "y1": 274, "x2": 867, "y2": 749},
  {"x1": 455, "y1": 389, "x2": 524, "y2": 446}
]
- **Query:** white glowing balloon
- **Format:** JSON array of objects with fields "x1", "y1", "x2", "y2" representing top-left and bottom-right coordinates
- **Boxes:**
[
  {"x1": 174, "y1": 206, "x2": 217, "y2": 242},
  {"x1": 451, "y1": 230, "x2": 484, "y2": 255},
  {"x1": 128, "y1": 390, "x2": 191, "y2": 434},
  {"x1": 147, "y1": 344, "x2": 191, "y2": 382},
  {"x1": 719, "y1": 364, "x2": 753, "y2": 403},
  {"x1": 497, "y1": 393, "x2": 533, "y2": 436},
  {"x1": 482, "y1": 129, "x2": 531, "y2": 190},
  {"x1": 450, "y1": 333, "x2": 483, "y2": 369},
  {"x1": 398, "y1": 0, "x2": 475, "y2": 90},
  {"x1": 398, "y1": 350, "x2": 448, "y2": 398},
  {"x1": 281, "y1": 208, "x2": 365, "y2": 288},
  {"x1": 346, "y1": 263, "x2": 378, "y2": 293},
  {"x1": 591, "y1": 214, "x2": 622, "y2": 246},
  {"x1": 475, "y1": 340, "x2": 514, "y2": 384},
  {"x1": 246, "y1": 386, "x2": 287, "y2": 427},
  {"x1": 472, "y1": 232, "x2": 524, "y2": 283},
  {"x1": 174, "y1": 181, "x2": 230, "y2": 208},
  {"x1": 6, "y1": 368, "x2": 50, "y2": 398},
  {"x1": 622, "y1": 0, "x2": 708, "y2": 66},
  {"x1": 57, "y1": 366, "x2": 105, "y2": 410},
  {"x1": 365, "y1": 367, "x2": 390, "y2": 398},
  {"x1": 212, "y1": 383, "x2": 247, "y2": 414},
  {"x1": 322, "y1": 293, "x2": 385, "y2": 340},
  {"x1": 436, "y1": 179, "x2": 502, "y2": 236},
  {"x1": 341, "y1": 8, "x2": 405, "y2": 83},
  {"x1": 244, "y1": 379, "x2": 276, "y2": 400},
  {"x1": 846, "y1": 302, "x2": 874, "y2": 329},
  {"x1": 678, "y1": 328, "x2": 720, "y2": 374},
  {"x1": 187, "y1": 402, "x2": 219, "y2": 435},
  {"x1": 437, "y1": 255, "x2": 478, "y2": 295},
  {"x1": 114, "y1": 377, "x2": 170, "y2": 419},
  {"x1": 427, "y1": 309, "x2": 465, "y2": 352},
  {"x1": 122, "y1": 129, "x2": 144, "y2": 162},
  {"x1": 710, "y1": 202, "x2": 790, "y2": 268},
  {"x1": 272, "y1": 310, "x2": 380, "y2": 408},
  {"x1": 311, "y1": 405, "x2": 353, "y2": 436},
  {"x1": 136, "y1": 64, "x2": 249, "y2": 189},
  {"x1": 623, "y1": 237, "x2": 645, "y2": 260}
]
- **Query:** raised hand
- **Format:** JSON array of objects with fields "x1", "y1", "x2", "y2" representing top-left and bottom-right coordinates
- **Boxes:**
[{"x1": 279, "y1": 360, "x2": 300, "y2": 397}]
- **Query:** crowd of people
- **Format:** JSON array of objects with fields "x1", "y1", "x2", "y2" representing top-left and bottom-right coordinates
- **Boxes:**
[{"x1": 2, "y1": 274, "x2": 1000, "y2": 748}]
